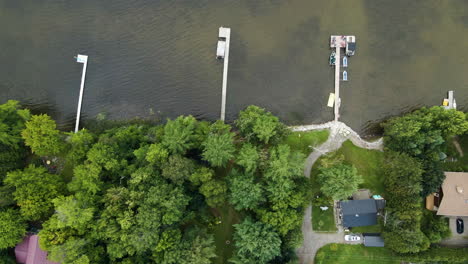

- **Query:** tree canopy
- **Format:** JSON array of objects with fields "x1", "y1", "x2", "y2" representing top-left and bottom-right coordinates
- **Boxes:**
[
  {"x1": 5, "y1": 165, "x2": 64, "y2": 221},
  {"x1": 0, "y1": 209, "x2": 27, "y2": 249},
  {"x1": 318, "y1": 164, "x2": 362, "y2": 200},
  {"x1": 230, "y1": 218, "x2": 282, "y2": 264},
  {"x1": 235, "y1": 105, "x2": 288, "y2": 144},
  {"x1": 0, "y1": 103, "x2": 309, "y2": 263},
  {"x1": 21, "y1": 114, "x2": 63, "y2": 156}
]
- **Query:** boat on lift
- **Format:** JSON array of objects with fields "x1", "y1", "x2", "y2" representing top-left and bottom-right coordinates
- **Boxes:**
[
  {"x1": 342, "y1": 56, "x2": 348, "y2": 67},
  {"x1": 329, "y1": 51, "x2": 336, "y2": 66},
  {"x1": 343, "y1": 70, "x2": 348, "y2": 81}
]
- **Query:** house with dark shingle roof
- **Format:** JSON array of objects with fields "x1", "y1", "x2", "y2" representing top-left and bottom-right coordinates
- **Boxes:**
[{"x1": 339, "y1": 199, "x2": 379, "y2": 228}]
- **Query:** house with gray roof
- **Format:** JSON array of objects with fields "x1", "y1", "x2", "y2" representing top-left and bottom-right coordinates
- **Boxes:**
[{"x1": 339, "y1": 199, "x2": 379, "y2": 228}]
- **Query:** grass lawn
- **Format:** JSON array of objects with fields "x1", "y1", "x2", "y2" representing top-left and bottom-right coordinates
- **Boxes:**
[
  {"x1": 335, "y1": 140, "x2": 385, "y2": 195},
  {"x1": 284, "y1": 130, "x2": 330, "y2": 155},
  {"x1": 310, "y1": 140, "x2": 385, "y2": 196},
  {"x1": 312, "y1": 205, "x2": 337, "y2": 232},
  {"x1": 211, "y1": 204, "x2": 242, "y2": 264},
  {"x1": 315, "y1": 244, "x2": 401, "y2": 264}
]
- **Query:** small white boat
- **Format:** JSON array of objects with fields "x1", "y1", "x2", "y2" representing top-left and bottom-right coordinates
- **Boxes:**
[
  {"x1": 327, "y1": 93, "x2": 335, "y2": 107},
  {"x1": 343, "y1": 70, "x2": 348, "y2": 81},
  {"x1": 342, "y1": 56, "x2": 348, "y2": 67}
]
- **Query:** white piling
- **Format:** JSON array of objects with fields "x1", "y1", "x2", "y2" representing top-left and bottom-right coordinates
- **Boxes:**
[{"x1": 75, "y1": 54, "x2": 88, "y2": 132}]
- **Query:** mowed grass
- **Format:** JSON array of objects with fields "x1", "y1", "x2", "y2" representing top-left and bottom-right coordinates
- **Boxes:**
[
  {"x1": 312, "y1": 205, "x2": 337, "y2": 232},
  {"x1": 351, "y1": 221, "x2": 382, "y2": 234},
  {"x1": 335, "y1": 140, "x2": 385, "y2": 195},
  {"x1": 212, "y1": 204, "x2": 242, "y2": 264},
  {"x1": 310, "y1": 140, "x2": 385, "y2": 196},
  {"x1": 284, "y1": 130, "x2": 330, "y2": 155},
  {"x1": 315, "y1": 244, "x2": 401, "y2": 264}
]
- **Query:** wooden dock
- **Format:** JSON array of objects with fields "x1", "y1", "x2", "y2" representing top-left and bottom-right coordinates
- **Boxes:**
[
  {"x1": 75, "y1": 54, "x2": 88, "y2": 132},
  {"x1": 219, "y1": 27, "x2": 231, "y2": 121}
]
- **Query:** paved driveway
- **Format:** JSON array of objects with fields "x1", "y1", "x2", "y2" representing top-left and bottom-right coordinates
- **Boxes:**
[{"x1": 440, "y1": 217, "x2": 468, "y2": 247}]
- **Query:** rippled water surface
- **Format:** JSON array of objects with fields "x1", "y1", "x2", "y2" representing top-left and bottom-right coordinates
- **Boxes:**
[{"x1": 1, "y1": 0, "x2": 467, "y2": 134}]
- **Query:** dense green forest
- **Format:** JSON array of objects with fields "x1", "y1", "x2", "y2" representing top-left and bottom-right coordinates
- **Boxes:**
[
  {"x1": 1, "y1": 100, "x2": 468, "y2": 264},
  {"x1": 0, "y1": 101, "x2": 309, "y2": 264}
]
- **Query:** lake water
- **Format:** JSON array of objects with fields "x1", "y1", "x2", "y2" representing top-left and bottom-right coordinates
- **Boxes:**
[{"x1": 1, "y1": 0, "x2": 467, "y2": 135}]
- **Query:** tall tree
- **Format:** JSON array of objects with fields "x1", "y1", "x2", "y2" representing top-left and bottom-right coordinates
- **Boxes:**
[
  {"x1": 66, "y1": 129, "x2": 95, "y2": 163},
  {"x1": 228, "y1": 170, "x2": 264, "y2": 210},
  {"x1": 382, "y1": 152, "x2": 429, "y2": 253},
  {"x1": 383, "y1": 106, "x2": 468, "y2": 160},
  {"x1": 68, "y1": 163, "x2": 103, "y2": 196},
  {"x1": 162, "y1": 116, "x2": 197, "y2": 154},
  {"x1": 0, "y1": 100, "x2": 30, "y2": 180},
  {"x1": 317, "y1": 164, "x2": 362, "y2": 200},
  {"x1": 0, "y1": 100, "x2": 30, "y2": 149},
  {"x1": 21, "y1": 114, "x2": 63, "y2": 156},
  {"x1": 201, "y1": 121, "x2": 235, "y2": 167},
  {"x1": 161, "y1": 155, "x2": 195, "y2": 184},
  {"x1": 5, "y1": 165, "x2": 64, "y2": 221},
  {"x1": 236, "y1": 143, "x2": 260, "y2": 173},
  {"x1": 0, "y1": 209, "x2": 27, "y2": 249},
  {"x1": 230, "y1": 218, "x2": 281, "y2": 264},
  {"x1": 235, "y1": 105, "x2": 288, "y2": 144}
]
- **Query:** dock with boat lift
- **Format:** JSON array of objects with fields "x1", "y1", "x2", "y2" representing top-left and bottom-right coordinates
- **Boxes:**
[{"x1": 329, "y1": 35, "x2": 356, "y2": 121}]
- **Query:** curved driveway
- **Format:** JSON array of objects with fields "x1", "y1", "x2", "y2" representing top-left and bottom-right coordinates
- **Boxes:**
[{"x1": 292, "y1": 121, "x2": 383, "y2": 264}]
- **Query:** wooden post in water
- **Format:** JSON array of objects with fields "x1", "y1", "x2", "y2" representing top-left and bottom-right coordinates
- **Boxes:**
[{"x1": 75, "y1": 54, "x2": 88, "y2": 133}]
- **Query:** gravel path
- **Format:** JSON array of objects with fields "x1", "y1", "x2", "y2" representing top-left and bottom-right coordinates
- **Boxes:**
[{"x1": 292, "y1": 121, "x2": 383, "y2": 264}]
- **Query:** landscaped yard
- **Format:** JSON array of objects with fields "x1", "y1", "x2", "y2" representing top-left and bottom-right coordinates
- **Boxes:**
[
  {"x1": 309, "y1": 140, "x2": 385, "y2": 233},
  {"x1": 315, "y1": 244, "x2": 401, "y2": 264},
  {"x1": 284, "y1": 130, "x2": 329, "y2": 155},
  {"x1": 211, "y1": 204, "x2": 242, "y2": 264},
  {"x1": 310, "y1": 140, "x2": 385, "y2": 196},
  {"x1": 312, "y1": 205, "x2": 337, "y2": 232},
  {"x1": 335, "y1": 140, "x2": 385, "y2": 195}
]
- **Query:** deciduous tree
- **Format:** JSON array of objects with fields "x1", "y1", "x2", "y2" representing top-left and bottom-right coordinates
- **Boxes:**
[
  {"x1": 317, "y1": 164, "x2": 362, "y2": 200},
  {"x1": 201, "y1": 121, "x2": 235, "y2": 167},
  {"x1": 0, "y1": 209, "x2": 27, "y2": 249},
  {"x1": 5, "y1": 165, "x2": 64, "y2": 220},
  {"x1": 235, "y1": 105, "x2": 288, "y2": 144},
  {"x1": 236, "y1": 143, "x2": 260, "y2": 173},
  {"x1": 21, "y1": 114, "x2": 63, "y2": 156},
  {"x1": 228, "y1": 170, "x2": 264, "y2": 210},
  {"x1": 230, "y1": 218, "x2": 281, "y2": 264},
  {"x1": 161, "y1": 155, "x2": 195, "y2": 184},
  {"x1": 162, "y1": 116, "x2": 197, "y2": 154}
]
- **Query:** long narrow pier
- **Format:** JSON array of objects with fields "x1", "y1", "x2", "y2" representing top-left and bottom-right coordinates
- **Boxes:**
[
  {"x1": 75, "y1": 54, "x2": 88, "y2": 132},
  {"x1": 334, "y1": 46, "x2": 341, "y2": 121},
  {"x1": 220, "y1": 27, "x2": 231, "y2": 121}
]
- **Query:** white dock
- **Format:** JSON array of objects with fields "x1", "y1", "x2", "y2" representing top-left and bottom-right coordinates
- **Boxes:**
[
  {"x1": 75, "y1": 54, "x2": 88, "y2": 132},
  {"x1": 334, "y1": 47, "x2": 341, "y2": 121},
  {"x1": 330, "y1": 35, "x2": 356, "y2": 121},
  {"x1": 218, "y1": 27, "x2": 231, "y2": 121}
]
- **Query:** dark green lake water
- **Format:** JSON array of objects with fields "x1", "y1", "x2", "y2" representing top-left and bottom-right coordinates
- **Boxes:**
[{"x1": 1, "y1": 0, "x2": 467, "y2": 135}]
